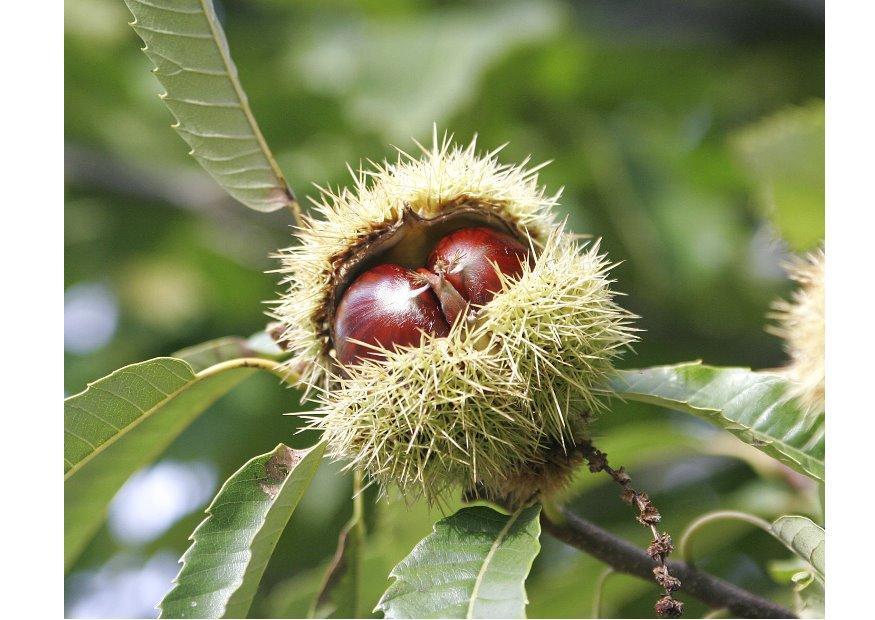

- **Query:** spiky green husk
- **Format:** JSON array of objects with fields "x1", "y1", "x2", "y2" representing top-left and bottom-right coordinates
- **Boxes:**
[
  {"x1": 275, "y1": 133, "x2": 636, "y2": 502},
  {"x1": 273, "y1": 133, "x2": 559, "y2": 389},
  {"x1": 303, "y1": 232, "x2": 637, "y2": 502},
  {"x1": 768, "y1": 248, "x2": 825, "y2": 414}
]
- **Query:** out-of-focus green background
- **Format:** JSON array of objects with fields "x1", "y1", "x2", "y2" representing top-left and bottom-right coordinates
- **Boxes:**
[{"x1": 65, "y1": 1, "x2": 824, "y2": 617}]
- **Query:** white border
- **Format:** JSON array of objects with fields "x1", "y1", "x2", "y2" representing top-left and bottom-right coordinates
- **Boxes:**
[
  {"x1": 3, "y1": 1, "x2": 64, "y2": 617},
  {"x1": 6, "y1": 1, "x2": 868, "y2": 617},
  {"x1": 826, "y1": 0, "x2": 874, "y2": 617}
]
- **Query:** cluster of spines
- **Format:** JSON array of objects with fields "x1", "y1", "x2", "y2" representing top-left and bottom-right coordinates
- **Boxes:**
[
  {"x1": 767, "y1": 248, "x2": 825, "y2": 414},
  {"x1": 304, "y1": 231, "x2": 637, "y2": 502},
  {"x1": 272, "y1": 131, "x2": 561, "y2": 390}
]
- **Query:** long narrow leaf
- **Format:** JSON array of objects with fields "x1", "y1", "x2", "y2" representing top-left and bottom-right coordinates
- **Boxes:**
[
  {"x1": 159, "y1": 442, "x2": 326, "y2": 618},
  {"x1": 123, "y1": 0, "x2": 297, "y2": 214},
  {"x1": 377, "y1": 504, "x2": 542, "y2": 619},
  {"x1": 64, "y1": 357, "x2": 267, "y2": 570},
  {"x1": 609, "y1": 362, "x2": 824, "y2": 481}
]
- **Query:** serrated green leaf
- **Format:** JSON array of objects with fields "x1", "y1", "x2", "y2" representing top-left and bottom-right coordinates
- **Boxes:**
[
  {"x1": 123, "y1": 0, "x2": 296, "y2": 214},
  {"x1": 377, "y1": 504, "x2": 542, "y2": 619},
  {"x1": 64, "y1": 357, "x2": 263, "y2": 570},
  {"x1": 732, "y1": 101, "x2": 824, "y2": 251},
  {"x1": 771, "y1": 516, "x2": 824, "y2": 582},
  {"x1": 609, "y1": 362, "x2": 824, "y2": 481},
  {"x1": 159, "y1": 442, "x2": 326, "y2": 618}
]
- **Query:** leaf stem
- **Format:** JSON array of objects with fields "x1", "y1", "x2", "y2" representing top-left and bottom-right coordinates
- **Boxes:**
[
  {"x1": 591, "y1": 567, "x2": 615, "y2": 618},
  {"x1": 352, "y1": 468, "x2": 367, "y2": 617},
  {"x1": 196, "y1": 357, "x2": 295, "y2": 383},
  {"x1": 679, "y1": 511, "x2": 772, "y2": 565},
  {"x1": 352, "y1": 469, "x2": 366, "y2": 530}
]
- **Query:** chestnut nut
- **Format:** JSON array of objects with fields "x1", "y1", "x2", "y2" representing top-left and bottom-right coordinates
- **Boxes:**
[{"x1": 333, "y1": 226, "x2": 529, "y2": 365}]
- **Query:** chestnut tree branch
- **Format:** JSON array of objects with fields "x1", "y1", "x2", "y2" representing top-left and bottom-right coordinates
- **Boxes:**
[
  {"x1": 577, "y1": 440, "x2": 682, "y2": 616},
  {"x1": 541, "y1": 508, "x2": 795, "y2": 619}
]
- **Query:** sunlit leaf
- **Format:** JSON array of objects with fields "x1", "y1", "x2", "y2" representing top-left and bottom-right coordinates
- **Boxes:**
[
  {"x1": 159, "y1": 442, "x2": 326, "y2": 618},
  {"x1": 64, "y1": 357, "x2": 267, "y2": 570},
  {"x1": 377, "y1": 504, "x2": 542, "y2": 619},
  {"x1": 609, "y1": 362, "x2": 824, "y2": 481},
  {"x1": 123, "y1": 0, "x2": 297, "y2": 214},
  {"x1": 771, "y1": 516, "x2": 824, "y2": 582}
]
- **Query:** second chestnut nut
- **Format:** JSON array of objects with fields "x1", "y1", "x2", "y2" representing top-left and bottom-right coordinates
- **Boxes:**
[{"x1": 333, "y1": 226, "x2": 530, "y2": 365}]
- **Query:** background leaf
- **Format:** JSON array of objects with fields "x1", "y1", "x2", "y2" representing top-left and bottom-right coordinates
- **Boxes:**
[
  {"x1": 173, "y1": 330, "x2": 285, "y2": 372},
  {"x1": 123, "y1": 0, "x2": 296, "y2": 213},
  {"x1": 731, "y1": 100, "x2": 824, "y2": 251},
  {"x1": 296, "y1": 1, "x2": 562, "y2": 141},
  {"x1": 771, "y1": 516, "x2": 824, "y2": 581},
  {"x1": 377, "y1": 504, "x2": 542, "y2": 619},
  {"x1": 609, "y1": 362, "x2": 824, "y2": 481},
  {"x1": 159, "y1": 442, "x2": 326, "y2": 618},
  {"x1": 64, "y1": 357, "x2": 263, "y2": 570},
  {"x1": 309, "y1": 512, "x2": 364, "y2": 618}
]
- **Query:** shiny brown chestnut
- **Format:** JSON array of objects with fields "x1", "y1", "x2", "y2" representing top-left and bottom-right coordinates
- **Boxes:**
[
  {"x1": 333, "y1": 263, "x2": 450, "y2": 366},
  {"x1": 426, "y1": 226, "x2": 529, "y2": 308},
  {"x1": 334, "y1": 226, "x2": 530, "y2": 366}
]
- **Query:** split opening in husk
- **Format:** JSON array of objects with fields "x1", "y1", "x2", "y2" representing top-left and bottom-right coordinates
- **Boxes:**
[{"x1": 324, "y1": 199, "x2": 539, "y2": 365}]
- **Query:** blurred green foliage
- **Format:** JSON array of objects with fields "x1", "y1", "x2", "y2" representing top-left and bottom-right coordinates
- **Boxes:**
[
  {"x1": 732, "y1": 100, "x2": 825, "y2": 251},
  {"x1": 65, "y1": 0, "x2": 823, "y2": 617}
]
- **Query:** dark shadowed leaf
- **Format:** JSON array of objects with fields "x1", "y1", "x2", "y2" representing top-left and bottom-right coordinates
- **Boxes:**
[
  {"x1": 159, "y1": 443, "x2": 326, "y2": 618},
  {"x1": 309, "y1": 512, "x2": 365, "y2": 618},
  {"x1": 377, "y1": 504, "x2": 542, "y2": 619},
  {"x1": 609, "y1": 362, "x2": 824, "y2": 481}
]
